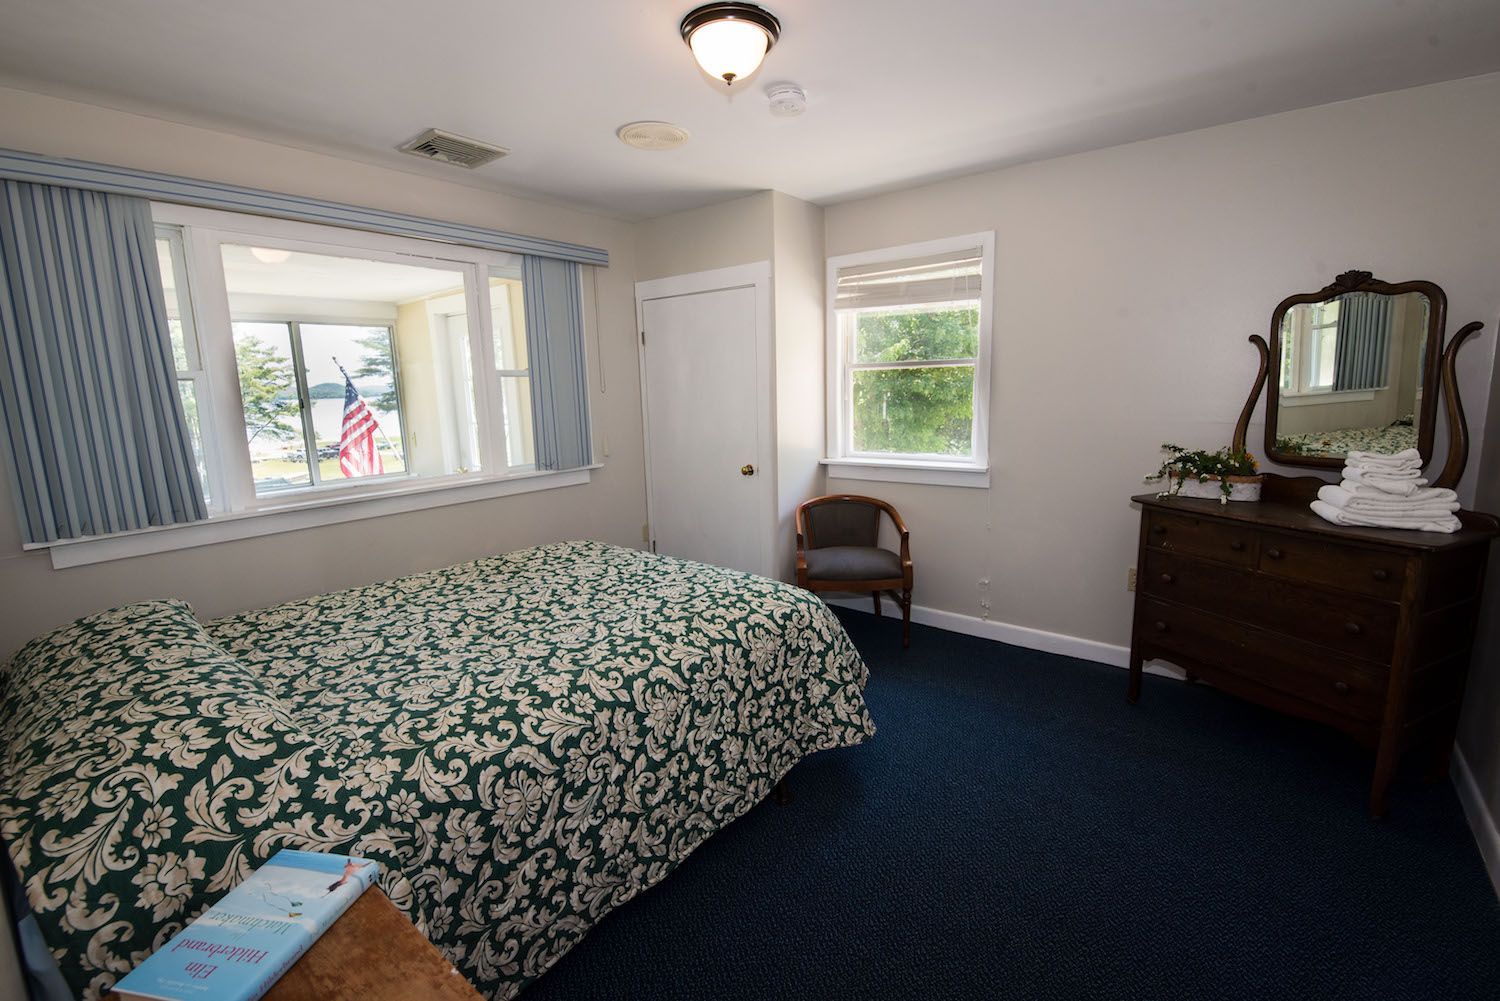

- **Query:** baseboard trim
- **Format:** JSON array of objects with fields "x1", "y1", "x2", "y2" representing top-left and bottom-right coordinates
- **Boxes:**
[
  {"x1": 822, "y1": 597, "x2": 1189, "y2": 678},
  {"x1": 1452, "y1": 745, "x2": 1500, "y2": 902}
]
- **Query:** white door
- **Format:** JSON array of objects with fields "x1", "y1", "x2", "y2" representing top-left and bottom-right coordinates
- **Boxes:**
[{"x1": 640, "y1": 278, "x2": 771, "y2": 574}]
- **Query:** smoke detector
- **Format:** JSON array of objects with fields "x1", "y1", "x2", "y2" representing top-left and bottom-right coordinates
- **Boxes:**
[
  {"x1": 398, "y1": 128, "x2": 509, "y2": 169},
  {"x1": 616, "y1": 121, "x2": 691, "y2": 151},
  {"x1": 765, "y1": 83, "x2": 806, "y2": 117}
]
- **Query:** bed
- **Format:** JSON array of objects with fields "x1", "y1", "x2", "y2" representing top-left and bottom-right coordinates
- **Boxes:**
[
  {"x1": 0, "y1": 541, "x2": 875, "y2": 1000},
  {"x1": 1275, "y1": 414, "x2": 1417, "y2": 458}
]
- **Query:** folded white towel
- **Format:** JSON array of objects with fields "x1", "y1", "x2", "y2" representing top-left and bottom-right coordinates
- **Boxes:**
[
  {"x1": 1310, "y1": 499, "x2": 1460, "y2": 533},
  {"x1": 1336, "y1": 480, "x2": 1457, "y2": 505},
  {"x1": 1350, "y1": 447, "x2": 1416, "y2": 465},
  {"x1": 1343, "y1": 467, "x2": 1427, "y2": 496},
  {"x1": 1345, "y1": 458, "x2": 1421, "y2": 475},
  {"x1": 1347, "y1": 448, "x2": 1422, "y2": 469},
  {"x1": 1318, "y1": 484, "x2": 1460, "y2": 517}
]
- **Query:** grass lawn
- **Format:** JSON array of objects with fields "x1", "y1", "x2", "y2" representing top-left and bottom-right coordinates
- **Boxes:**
[{"x1": 252, "y1": 452, "x2": 407, "y2": 486}]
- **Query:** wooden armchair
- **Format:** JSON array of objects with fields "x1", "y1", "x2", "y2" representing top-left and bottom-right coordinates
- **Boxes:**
[{"x1": 795, "y1": 494, "x2": 913, "y2": 648}]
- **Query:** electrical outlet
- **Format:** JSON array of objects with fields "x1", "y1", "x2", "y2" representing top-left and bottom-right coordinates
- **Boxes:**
[{"x1": 1127, "y1": 567, "x2": 1137, "y2": 592}]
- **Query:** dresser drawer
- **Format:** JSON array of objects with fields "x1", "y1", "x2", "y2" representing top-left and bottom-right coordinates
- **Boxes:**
[
  {"x1": 1140, "y1": 550, "x2": 1396, "y2": 662},
  {"x1": 1144, "y1": 509, "x2": 1258, "y2": 568},
  {"x1": 1136, "y1": 597, "x2": 1388, "y2": 721},
  {"x1": 1256, "y1": 531, "x2": 1406, "y2": 600}
]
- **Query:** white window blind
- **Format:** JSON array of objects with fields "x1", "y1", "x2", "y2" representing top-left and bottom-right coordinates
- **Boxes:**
[{"x1": 834, "y1": 248, "x2": 983, "y2": 310}]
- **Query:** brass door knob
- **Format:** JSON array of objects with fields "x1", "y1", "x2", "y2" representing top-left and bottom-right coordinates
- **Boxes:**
[{"x1": 740, "y1": 464, "x2": 755, "y2": 476}]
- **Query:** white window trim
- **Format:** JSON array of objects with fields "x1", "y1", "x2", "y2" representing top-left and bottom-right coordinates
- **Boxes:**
[
  {"x1": 20, "y1": 202, "x2": 601, "y2": 566},
  {"x1": 35, "y1": 465, "x2": 598, "y2": 568},
  {"x1": 821, "y1": 458, "x2": 990, "y2": 488},
  {"x1": 143, "y1": 205, "x2": 566, "y2": 506},
  {"x1": 825, "y1": 232, "x2": 994, "y2": 487},
  {"x1": 1280, "y1": 388, "x2": 1379, "y2": 406}
]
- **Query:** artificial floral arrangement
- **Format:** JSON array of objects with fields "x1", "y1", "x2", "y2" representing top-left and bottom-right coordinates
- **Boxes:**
[{"x1": 1145, "y1": 443, "x2": 1262, "y2": 504}]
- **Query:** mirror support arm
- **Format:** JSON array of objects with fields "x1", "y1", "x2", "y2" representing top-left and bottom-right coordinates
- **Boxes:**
[
  {"x1": 1433, "y1": 321, "x2": 1484, "y2": 490},
  {"x1": 1232, "y1": 334, "x2": 1270, "y2": 455}
]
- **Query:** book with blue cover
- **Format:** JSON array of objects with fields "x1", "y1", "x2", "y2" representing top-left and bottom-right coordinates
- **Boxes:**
[{"x1": 114, "y1": 849, "x2": 381, "y2": 1001}]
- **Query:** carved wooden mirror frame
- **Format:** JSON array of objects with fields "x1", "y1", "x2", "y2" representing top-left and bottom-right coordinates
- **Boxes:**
[{"x1": 1231, "y1": 270, "x2": 1483, "y2": 490}]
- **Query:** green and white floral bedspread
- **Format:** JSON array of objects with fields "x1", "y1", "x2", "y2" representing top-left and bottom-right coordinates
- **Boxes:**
[
  {"x1": 1276, "y1": 417, "x2": 1417, "y2": 458},
  {"x1": 0, "y1": 541, "x2": 874, "y2": 1000}
]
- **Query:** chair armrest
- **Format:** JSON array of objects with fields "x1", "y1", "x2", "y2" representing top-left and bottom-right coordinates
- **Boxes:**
[{"x1": 880, "y1": 506, "x2": 912, "y2": 565}]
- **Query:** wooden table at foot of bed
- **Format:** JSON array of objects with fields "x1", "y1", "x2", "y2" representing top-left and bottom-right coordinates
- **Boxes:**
[{"x1": 108, "y1": 886, "x2": 483, "y2": 1001}]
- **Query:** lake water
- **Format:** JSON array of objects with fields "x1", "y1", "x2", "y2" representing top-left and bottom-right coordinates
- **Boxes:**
[{"x1": 248, "y1": 398, "x2": 404, "y2": 460}]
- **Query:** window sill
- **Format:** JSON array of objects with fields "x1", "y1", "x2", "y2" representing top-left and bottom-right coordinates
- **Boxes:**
[
  {"x1": 34, "y1": 465, "x2": 598, "y2": 568},
  {"x1": 821, "y1": 458, "x2": 990, "y2": 488},
  {"x1": 1281, "y1": 388, "x2": 1379, "y2": 406}
]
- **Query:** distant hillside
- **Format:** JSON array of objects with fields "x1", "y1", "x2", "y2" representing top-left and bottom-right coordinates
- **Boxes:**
[{"x1": 307, "y1": 380, "x2": 391, "y2": 400}]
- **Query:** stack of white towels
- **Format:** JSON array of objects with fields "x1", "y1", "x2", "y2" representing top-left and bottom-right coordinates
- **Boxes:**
[{"x1": 1309, "y1": 448, "x2": 1461, "y2": 533}]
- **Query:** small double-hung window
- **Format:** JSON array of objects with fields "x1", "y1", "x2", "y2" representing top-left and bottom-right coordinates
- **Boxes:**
[{"x1": 826, "y1": 234, "x2": 993, "y2": 485}]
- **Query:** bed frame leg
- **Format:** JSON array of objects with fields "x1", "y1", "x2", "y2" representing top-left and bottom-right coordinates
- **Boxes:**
[{"x1": 772, "y1": 778, "x2": 792, "y2": 805}]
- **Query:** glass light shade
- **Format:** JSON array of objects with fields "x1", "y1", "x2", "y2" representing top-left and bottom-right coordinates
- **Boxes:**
[
  {"x1": 249, "y1": 246, "x2": 293, "y2": 265},
  {"x1": 688, "y1": 19, "x2": 771, "y2": 84}
]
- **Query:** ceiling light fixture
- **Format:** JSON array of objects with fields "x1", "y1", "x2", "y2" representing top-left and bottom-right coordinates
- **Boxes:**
[
  {"x1": 679, "y1": 2, "x2": 781, "y2": 87},
  {"x1": 250, "y1": 247, "x2": 292, "y2": 265}
]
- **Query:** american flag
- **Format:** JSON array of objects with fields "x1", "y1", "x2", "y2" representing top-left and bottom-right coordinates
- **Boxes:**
[{"x1": 338, "y1": 373, "x2": 385, "y2": 478}]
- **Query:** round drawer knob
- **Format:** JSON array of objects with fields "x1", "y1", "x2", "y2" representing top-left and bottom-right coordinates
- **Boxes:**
[
  {"x1": 1229, "y1": 540, "x2": 1245, "y2": 552},
  {"x1": 1266, "y1": 547, "x2": 1284, "y2": 560},
  {"x1": 1344, "y1": 621, "x2": 1362, "y2": 635},
  {"x1": 1372, "y1": 568, "x2": 1390, "y2": 581},
  {"x1": 1333, "y1": 681, "x2": 1351, "y2": 695},
  {"x1": 1153, "y1": 621, "x2": 1169, "y2": 632},
  {"x1": 1159, "y1": 573, "x2": 1174, "y2": 585}
]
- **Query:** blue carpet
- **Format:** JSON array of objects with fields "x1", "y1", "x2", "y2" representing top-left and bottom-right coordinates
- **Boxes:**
[{"x1": 525, "y1": 608, "x2": 1500, "y2": 1000}]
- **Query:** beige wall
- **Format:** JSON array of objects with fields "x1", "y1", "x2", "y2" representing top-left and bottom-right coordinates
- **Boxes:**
[
  {"x1": 0, "y1": 86, "x2": 647, "y2": 657},
  {"x1": 823, "y1": 73, "x2": 1500, "y2": 646},
  {"x1": 634, "y1": 191, "x2": 773, "y2": 282},
  {"x1": 821, "y1": 73, "x2": 1500, "y2": 866},
  {"x1": 633, "y1": 190, "x2": 826, "y2": 583},
  {"x1": 771, "y1": 192, "x2": 828, "y2": 580},
  {"x1": 1463, "y1": 282, "x2": 1500, "y2": 889},
  {"x1": 393, "y1": 293, "x2": 449, "y2": 477}
]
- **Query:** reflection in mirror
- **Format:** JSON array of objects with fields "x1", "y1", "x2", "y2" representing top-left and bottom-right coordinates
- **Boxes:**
[{"x1": 1275, "y1": 291, "x2": 1429, "y2": 460}]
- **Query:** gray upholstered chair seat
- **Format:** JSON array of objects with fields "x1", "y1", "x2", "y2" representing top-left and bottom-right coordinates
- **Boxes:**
[{"x1": 802, "y1": 545, "x2": 903, "y2": 581}]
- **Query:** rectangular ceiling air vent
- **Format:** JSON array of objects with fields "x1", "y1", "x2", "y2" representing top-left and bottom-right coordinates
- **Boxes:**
[{"x1": 398, "y1": 128, "x2": 509, "y2": 169}]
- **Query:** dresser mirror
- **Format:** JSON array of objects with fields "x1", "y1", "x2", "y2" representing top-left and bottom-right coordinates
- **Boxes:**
[{"x1": 1264, "y1": 272, "x2": 1445, "y2": 468}]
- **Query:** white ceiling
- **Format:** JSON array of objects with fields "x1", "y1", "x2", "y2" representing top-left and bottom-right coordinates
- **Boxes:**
[
  {"x1": 2, "y1": 1, "x2": 1498, "y2": 221},
  {"x1": 216, "y1": 245, "x2": 462, "y2": 303}
]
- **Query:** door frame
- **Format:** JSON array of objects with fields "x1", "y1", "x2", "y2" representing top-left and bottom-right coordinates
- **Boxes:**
[{"x1": 635, "y1": 261, "x2": 776, "y2": 578}]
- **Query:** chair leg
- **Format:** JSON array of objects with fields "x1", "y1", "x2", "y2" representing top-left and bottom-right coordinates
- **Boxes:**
[
  {"x1": 872, "y1": 590, "x2": 882, "y2": 616},
  {"x1": 900, "y1": 588, "x2": 912, "y2": 649}
]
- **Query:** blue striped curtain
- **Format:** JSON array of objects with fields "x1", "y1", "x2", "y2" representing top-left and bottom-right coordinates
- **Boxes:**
[
  {"x1": 521, "y1": 256, "x2": 592, "y2": 471},
  {"x1": 0, "y1": 181, "x2": 207, "y2": 543},
  {"x1": 1332, "y1": 292, "x2": 1394, "y2": 392}
]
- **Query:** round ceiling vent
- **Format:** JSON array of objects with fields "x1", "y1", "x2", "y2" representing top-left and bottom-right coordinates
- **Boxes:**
[{"x1": 616, "y1": 121, "x2": 691, "y2": 151}]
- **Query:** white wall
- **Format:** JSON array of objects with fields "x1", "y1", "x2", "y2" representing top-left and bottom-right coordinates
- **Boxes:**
[
  {"x1": 823, "y1": 72, "x2": 1500, "y2": 647},
  {"x1": 0, "y1": 86, "x2": 648, "y2": 658},
  {"x1": 634, "y1": 192, "x2": 773, "y2": 283},
  {"x1": 1460, "y1": 300, "x2": 1500, "y2": 896},
  {"x1": 633, "y1": 190, "x2": 827, "y2": 583},
  {"x1": 821, "y1": 72, "x2": 1500, "y2": 887},
  {"x1": 771, "y1": 192, "x2": 828, "y2": 581}
]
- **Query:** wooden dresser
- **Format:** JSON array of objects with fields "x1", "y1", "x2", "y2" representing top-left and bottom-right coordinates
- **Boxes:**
[{"x1": 1128, "y1": 485, "x2": 1498, "y2": 816}]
